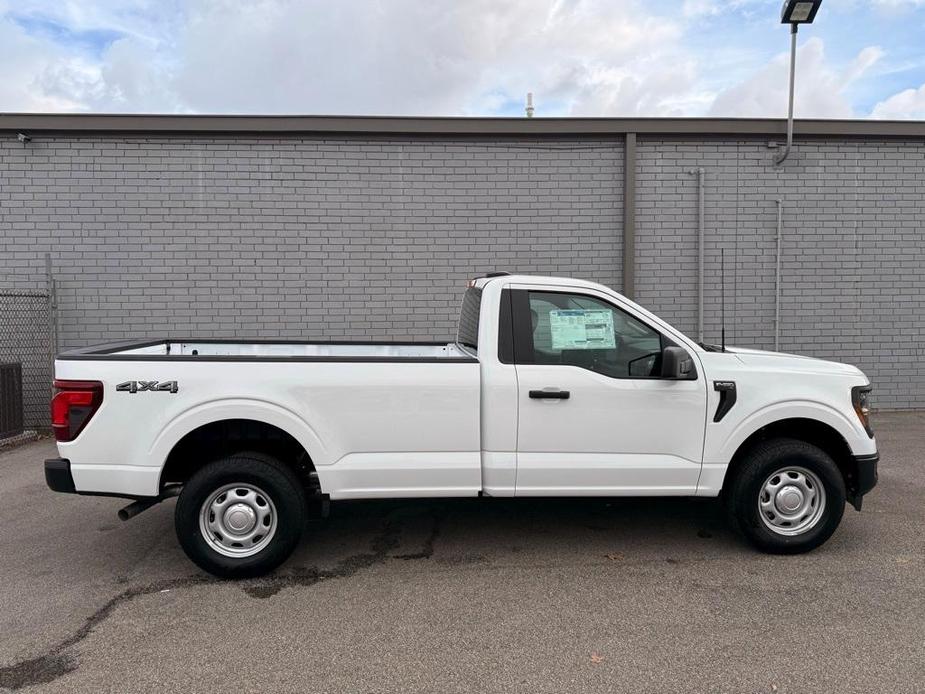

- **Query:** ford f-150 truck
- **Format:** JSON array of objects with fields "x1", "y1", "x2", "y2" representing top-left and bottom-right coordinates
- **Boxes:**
[{"x1": 45, "y1": 273, "x2": 878, "y2": 577}]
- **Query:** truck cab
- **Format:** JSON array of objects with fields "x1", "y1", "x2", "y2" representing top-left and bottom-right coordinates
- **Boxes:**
[{"x1": 470, "y1": 274, "x2": 876, "y2": 504}]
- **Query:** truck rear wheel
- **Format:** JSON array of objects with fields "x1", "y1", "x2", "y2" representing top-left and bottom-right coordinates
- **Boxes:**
[
  {"x1": 175, "y1": 452, "x2": 306, "y2": 578},
  {"x1": 726, "y1": 438, "x2": 846, "y2": 554}
]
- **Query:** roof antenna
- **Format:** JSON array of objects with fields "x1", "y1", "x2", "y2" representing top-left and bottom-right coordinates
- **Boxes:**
[
  {"x1": 525, "y1": 92, "x2": 535, "y2": 118},
  {"x1": 721, "y1": 247, "x2": 726, "y2": 353}
]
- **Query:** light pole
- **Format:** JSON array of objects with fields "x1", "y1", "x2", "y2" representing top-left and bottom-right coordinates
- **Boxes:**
[{"x1": 775, "y1": 0, "x2": 823, "y2": 165}]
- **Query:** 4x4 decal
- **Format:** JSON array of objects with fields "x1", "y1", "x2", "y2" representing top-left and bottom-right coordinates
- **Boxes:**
[{"x1": 116, "y1": 380, "x2": 179, "y2": 394}]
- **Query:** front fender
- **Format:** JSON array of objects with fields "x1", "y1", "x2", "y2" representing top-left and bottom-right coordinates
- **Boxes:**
[
  {"x1": 713, "y1": 400, "x2": 875, "y2": 464},
  {"x1": 148, "y1": 398, "x2": 330, "y2": 484}
]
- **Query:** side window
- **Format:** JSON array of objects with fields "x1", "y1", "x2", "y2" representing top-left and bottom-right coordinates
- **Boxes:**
[
  {"x1": 456, "y1": 287, "x2": 482, "y2": 351},
  {"x1": 521, "y1": 291, "x2": 664, "y2": 378}
]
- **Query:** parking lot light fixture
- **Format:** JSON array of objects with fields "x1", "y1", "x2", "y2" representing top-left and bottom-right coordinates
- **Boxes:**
[
  {"x1": 781, "y1": 0, "x2": 821, "y2": 24},
  {"x1": 775, "y1": 0, "x2": 823, "y2": 165}
]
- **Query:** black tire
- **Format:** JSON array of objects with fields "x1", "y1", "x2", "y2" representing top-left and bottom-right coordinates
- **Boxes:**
[
  {"x1": 725, "y1": 438, "x2": 846, "y2": 554},
  {"x1": 175, "y1": 451, "x2": 306, "y2": 578}
]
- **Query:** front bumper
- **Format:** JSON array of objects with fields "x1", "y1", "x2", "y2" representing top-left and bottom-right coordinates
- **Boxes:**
[
  {"x1": 45, "y1": 457, "x2": 77, "y2": 494},
  {"x1": 848, "y1": 452, "x2": 879, "y2": 511}
]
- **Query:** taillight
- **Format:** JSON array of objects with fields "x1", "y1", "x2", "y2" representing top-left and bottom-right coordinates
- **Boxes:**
[{"x1": 51, "y1": 380, "x2": 104, "y2": 442}]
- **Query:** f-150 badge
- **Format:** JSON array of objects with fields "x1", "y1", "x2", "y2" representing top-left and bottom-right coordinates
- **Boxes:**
[{"x1": 116, "y1": 380, "x2": 179, "y2": 394}]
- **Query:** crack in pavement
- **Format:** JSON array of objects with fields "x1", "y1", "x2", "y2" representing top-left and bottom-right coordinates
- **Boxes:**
[
  {"x1": 0, "y1": 510, "x2": 434, "y2": 690},
  {"x1": 393, "y1": 509, "x2": 444, "y2": 560},
  {"x1": 242, "y1": 515, "x2": 403, "y2": 599},
  {"x1": 0, "y1": 574, "x2": 215, "y2": 691}
]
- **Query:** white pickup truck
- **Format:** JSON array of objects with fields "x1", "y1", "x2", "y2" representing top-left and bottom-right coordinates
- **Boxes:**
[{"x1": 45, "y1": 273, "x2": 878, "y2": 577}]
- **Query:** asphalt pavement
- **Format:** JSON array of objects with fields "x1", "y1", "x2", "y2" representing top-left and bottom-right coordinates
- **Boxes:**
[{"x1": 0, "y1": 412, "x2": 923, "y2": 693}]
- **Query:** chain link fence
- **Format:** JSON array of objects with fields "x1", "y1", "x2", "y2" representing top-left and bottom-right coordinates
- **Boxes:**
[{"x1": 0, "y1": 291, "x2": 56, "y2": 434}]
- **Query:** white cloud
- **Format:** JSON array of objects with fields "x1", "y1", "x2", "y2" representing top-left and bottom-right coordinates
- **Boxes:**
[
  {"x1": 0, "y1": 15, "x2": 89, "y2": 110},
  {"x1": 681, "y1": 0, "x2": 756, "y2": 18},
  {"x1": 566, "y1": 58, "x2": 699, "y2": 116},
  {"x1": 708, "y1": 38, "x2": 882, "y2": 118},
  {"x1": 871, "y1": 83, "x2": 925, "y2": 118},
  {"x1": 0, "y1": 0, "x2": 179, "y2": 111},
  {"x1": 0, "y1": 0, "x2": 705, "y2": 117},
  {"x1": 3, "y1": 0, "x2": 697, "y2": 116},
  {"x1": 168, "y1": 0, "x2": 689, "y2": 116},
  {"x1": 0, "y1": 0, "x2": 922, "y2": 119},
  {"x1": 872, "y1": 0, "x2": 925, "y2": 8}
]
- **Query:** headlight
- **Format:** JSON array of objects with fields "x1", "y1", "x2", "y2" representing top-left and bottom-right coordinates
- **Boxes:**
[{"x1": 852, "y1": 385, "x2": 873, "y2": 438}]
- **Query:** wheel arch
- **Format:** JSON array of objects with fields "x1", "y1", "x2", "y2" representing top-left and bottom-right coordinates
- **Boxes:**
[
  {"x1": 151, "y1": 400, "x2": 328, "y2": 493},
  {"x1": 718, "y1": 401, "x2": 867, "y2": 462},
  {"x1": 721, "y1": 416, "x2": 860, "y2": 503},
  {"x1": 159, "y1": 419, "x2": 319, "y2": 493}
]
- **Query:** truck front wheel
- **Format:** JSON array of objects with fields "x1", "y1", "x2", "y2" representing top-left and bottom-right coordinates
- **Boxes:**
[
  {"x1": 175, "y1": 452, "x2": 306, "y2": 578},
  {"x1": 726, "y1": 438, "x2": 846, "y2": 554}
]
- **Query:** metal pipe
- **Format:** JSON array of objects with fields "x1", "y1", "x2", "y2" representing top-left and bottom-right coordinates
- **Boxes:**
[
  {"x1": 720, "y1": 248, "x2": 726, "y2": 352},
  {"x1": 775, "y1": 24, "x2": 799, "y2": 165},
  {"x1": 623, "y1": 133, "x2": 637, "y2": 300},
  {"x1": 118, "y1": 485, "x2": 182, "y2": 521},
  {"x1": 698, "y1": 168, "x2": 705, "y2": 344},
  {"x1": 45, "y1": 253, "x2": 58, "y2": 355},
  {"x1": 117, "y1": 498, "x2": 158, "y2": 521},
  {"x1": 773, "y1": 200, "x2": 784, "y2": 350},
  {"x1": 690, "y1": 168, "x2": 706, "y2": 344}
]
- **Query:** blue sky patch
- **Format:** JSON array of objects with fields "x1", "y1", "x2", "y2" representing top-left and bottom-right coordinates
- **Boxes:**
[{"x1": 10, "y1": 12, "x2": 124, "y2": 58}]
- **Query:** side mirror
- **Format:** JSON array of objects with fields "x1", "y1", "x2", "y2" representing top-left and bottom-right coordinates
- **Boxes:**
[{"x1": 661, "y1": 346, "x2": 696, "y2": 380}]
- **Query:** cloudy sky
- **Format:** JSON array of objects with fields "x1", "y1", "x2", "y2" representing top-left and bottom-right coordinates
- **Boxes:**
[{"x1": 1, "y1": 0, "x2": 925, "y2": 119}]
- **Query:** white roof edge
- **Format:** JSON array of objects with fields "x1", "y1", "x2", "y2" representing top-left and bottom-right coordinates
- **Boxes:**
[{"x1": 475, "y1": 274, "x2": 619, "y2": 293}]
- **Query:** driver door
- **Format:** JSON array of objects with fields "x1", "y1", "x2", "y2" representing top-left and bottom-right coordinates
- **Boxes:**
[{"x1": 511, "y1": 285, "x2": 707, "y2": 495}]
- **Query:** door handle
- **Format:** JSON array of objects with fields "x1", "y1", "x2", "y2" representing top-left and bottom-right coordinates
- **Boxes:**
[{"x1": 529, "y1": 389, "x2": 570, "y2": 400}]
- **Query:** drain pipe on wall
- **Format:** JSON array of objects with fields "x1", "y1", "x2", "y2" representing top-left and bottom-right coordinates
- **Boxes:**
[
  {"x1": 689, "y1": 168, "x2": 706, "y2": 344},
  {"x1": 775, "y1": 199, "x2": 783, "y2": 351}
]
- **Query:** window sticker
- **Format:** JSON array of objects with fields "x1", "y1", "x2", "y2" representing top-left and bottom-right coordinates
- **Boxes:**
[{"x1": 549, "y1": 309, "x2": 616, "y2": 350}]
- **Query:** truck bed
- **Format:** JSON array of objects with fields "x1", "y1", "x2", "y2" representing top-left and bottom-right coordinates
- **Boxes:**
[
  {"x1": 58, "y1": 339, "x2": 476, "y2": 362},
  {"x1": 53, "y1": 338, "x2": 481, "y2": 499}
]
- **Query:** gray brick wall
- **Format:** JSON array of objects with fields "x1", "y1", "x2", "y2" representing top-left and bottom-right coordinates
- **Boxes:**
[
  {"x1": 0, "y1": 136, "x2": 622, "y2": 345},
  {"x1": 1, "y1": 130, "x2": 923, "y2": 409},
  {"x1": 635, "y1": 137, "x2": 925, "y2": 409}
]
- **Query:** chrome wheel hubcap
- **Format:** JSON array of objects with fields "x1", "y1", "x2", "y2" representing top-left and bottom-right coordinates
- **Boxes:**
[
  {"x1": 224, "y1": 503, "x2": 257, "y2": 533},
  {"x1": 758, "y1": 466, "x2": 826, "y2": 536},
  {"x1": 199, "y1": 483, "x2": 277, "y2": 558}
]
